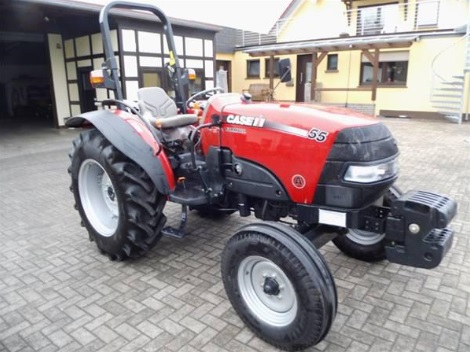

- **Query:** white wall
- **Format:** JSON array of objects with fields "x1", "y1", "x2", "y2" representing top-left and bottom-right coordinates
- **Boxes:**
[{"x1": 48, "y1": 34, "x2": 70, "y2": 126}]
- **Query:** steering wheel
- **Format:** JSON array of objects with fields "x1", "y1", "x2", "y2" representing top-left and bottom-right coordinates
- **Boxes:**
[{"x1": 186, "y1": 87, "x2": 225, "y2": 109}]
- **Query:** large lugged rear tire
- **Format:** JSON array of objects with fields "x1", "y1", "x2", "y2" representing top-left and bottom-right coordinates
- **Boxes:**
[
  {"x1": 332, "y1": 186, "x2": 402, "y2": 262},
  {"x1": 221, "y1": 223, "x2": 337, "y2": 351},
  {"x1": 68, "y1": 129, "x2": 167, "y2": 260}
]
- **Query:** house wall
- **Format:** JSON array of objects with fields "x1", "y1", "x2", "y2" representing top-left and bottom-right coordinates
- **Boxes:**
[
  {"x1": 63, "y1": 31, "x2": 116, "y2": 117},
  {"x1": 278, "y1": 0, "x2": 468, "y2": 40},
  {"x1": 236, "y1": 0, "x2": 470, "y2": 116},
  {"x1": 230, "y1": 51, "x2": 297, "y2": 101},
  {"x1": 278, "y1": 0, "x2": 346, "y2": 42},
  {"x1": 316, "y1": 35, "x2": 468, "y2": 115},
  {"x1": 48, "y1": 34, "x2": 70, "y2": 126},
  {"x1": 59, "y1": 21, "x2": 217, "y2": 119},
  {"x1": 117, "y1": 20, "x2": 216, "y2": 101}
]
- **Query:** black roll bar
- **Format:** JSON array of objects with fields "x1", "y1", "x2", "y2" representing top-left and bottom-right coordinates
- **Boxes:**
[{"x1": 99, "y1": 1, "x2": 187, "y2": 112}]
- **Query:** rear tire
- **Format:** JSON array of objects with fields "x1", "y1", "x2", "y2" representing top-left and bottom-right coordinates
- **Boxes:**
[
  {"x1": 221, "y1": 223, "x2": 336, "y2": 351},
  {"x1": 68, "y1": 129, "x2": 167, "y2": 260},
  {"x1": 332, "y1": 186, "x2": 402, "y2": 262}
]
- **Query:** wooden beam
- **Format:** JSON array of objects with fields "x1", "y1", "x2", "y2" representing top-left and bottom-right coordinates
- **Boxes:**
[
  {"x1": 361, "y1": 49, "x2": 375, "y2": 64},
  {"x1": 371, "y1": 48, "x2": 380, "y2": 101},
  {"x1": 311, "y1": 53, "x2": 318, "y2": 102},
  {"x1": 316, "y1": 51, "x2": 328, "y2": 68},
  {"x1": 269, "y1": 55, "x2": 274, "y2": 91}
]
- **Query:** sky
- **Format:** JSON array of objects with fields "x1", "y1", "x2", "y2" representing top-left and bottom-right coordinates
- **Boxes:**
[{"x1": 91, "y1": 0, "x2": 292, "y2": 33}]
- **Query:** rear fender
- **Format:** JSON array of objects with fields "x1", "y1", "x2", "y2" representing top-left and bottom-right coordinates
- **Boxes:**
[{"x1": 66, "y1": 110, "x2": 175, "y2": 194}]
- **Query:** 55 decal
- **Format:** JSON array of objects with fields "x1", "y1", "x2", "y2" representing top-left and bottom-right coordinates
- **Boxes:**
[{"x1": 307, "y1": 128, "x2": 329, "y2": 142}]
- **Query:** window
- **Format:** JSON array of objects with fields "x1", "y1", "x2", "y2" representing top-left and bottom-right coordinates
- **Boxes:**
[
  {"x1": 357, "y1": 3, "x2": 399, "y2": 35},
  {"x1": 188, "y1": 68, "x2": 205, "y2": 95},
  {"x1": 141, "y1": 70, "x2": 163, "y2": 88},
  {"x1": 416, "y1": 0, "x2": 439, "y2": 27},
  {"x1": 247, "y1": 60, "x2": 260, "y2": 78},
  {"x1": 264, "y1": 58, "x2": 280, "y2": 77},
  {"x1": 327, "y1": 54, "x2": 338, "y2": 71},
  {"x1": 360, "y1": 51, "x2": 408, "y2": 85}
]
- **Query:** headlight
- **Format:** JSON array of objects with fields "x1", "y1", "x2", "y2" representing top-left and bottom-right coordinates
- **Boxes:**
[{"x1": 344, "y1": 158, "x2": 398, "y2": 183}]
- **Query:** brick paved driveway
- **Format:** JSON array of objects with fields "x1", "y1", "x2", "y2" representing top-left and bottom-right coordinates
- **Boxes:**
[{"x1": 0, "y1": 118, "x2": 469, "y2": 352}]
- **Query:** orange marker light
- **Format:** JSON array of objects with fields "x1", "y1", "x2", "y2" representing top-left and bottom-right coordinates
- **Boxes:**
[{"x1": 89, "y1": 70, "x2": 104, "y2": 87}]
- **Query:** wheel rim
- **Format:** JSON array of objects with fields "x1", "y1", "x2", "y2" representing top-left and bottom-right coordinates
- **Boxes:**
[
  {"x1": 78, "y1": 159, "x2": 119, "y2": 237},
  {"x1": 346, "y1": 229, "x2": 385, "y2": 245},
  {"x1": 238, "y1": 256, "x2": 298, "y2": 327}
]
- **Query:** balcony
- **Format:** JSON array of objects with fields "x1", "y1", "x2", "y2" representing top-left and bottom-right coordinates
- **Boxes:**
[
  {"x1": 349, "y1": 0, "x2": 451, "y2": 36},
  {"x1": 236, "y1": 0, "x2": 467, "y2": 47}
]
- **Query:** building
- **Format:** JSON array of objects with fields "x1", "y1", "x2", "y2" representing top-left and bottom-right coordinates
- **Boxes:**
[
  {"x1": 227, "y1": 0, "x2": 470, "y2": 123},
  {"x1": 1, "y1": 0, "x2": 220, "y2": 128}
]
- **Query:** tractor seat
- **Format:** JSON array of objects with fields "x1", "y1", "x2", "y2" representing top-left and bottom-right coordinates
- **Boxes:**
[{"x1": 137, "y1": 87, "x2": 198, "y2": 128}]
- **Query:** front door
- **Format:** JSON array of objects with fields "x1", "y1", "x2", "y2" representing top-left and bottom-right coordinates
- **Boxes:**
[
  {"x1": 77, "y1": 67, "x2": 96, "y2": 112},
  {"x1": 296, "y1": 54, "x2": 312, "y2": 102},
  {"x1": 216, "y1": 60, "x2": 231, "y2": 93}
]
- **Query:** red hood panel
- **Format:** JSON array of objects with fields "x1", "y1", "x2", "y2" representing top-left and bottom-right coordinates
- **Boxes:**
[{"x1": 201, "y1": 95, "x2": 383, "y2": 204}]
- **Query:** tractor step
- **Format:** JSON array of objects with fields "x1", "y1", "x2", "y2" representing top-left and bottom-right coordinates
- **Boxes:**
[
  {"x1": 162, "y1": 205, "x2": 188, "y2": 239},
  {"x1": 169, "y1": 181, "x2": 209, "y2": 206},
  {"x1": 162, "y1": 226, "x2": 186, "y2": 239}
]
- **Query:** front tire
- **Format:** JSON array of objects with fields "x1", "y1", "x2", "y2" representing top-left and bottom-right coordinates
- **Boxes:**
[
  {"x1": 221, "y1": 223, "x2": 336, "y2": 351},
  {"x1": 68, "y1": 129, "x2": 167, "y2": 260},
  {"x1": 332, "y1": 186, "x2": 402, "y2": 262}
]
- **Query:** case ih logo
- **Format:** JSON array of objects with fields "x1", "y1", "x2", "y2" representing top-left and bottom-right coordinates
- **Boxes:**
[{"x1": 225, "y1": 114, "x2": 266, "y2": 127}]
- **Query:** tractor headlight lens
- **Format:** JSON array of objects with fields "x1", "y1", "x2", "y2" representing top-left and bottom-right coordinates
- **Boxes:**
[{"x1": 344, "y1": 159, "x2": 398, "y2": 183}]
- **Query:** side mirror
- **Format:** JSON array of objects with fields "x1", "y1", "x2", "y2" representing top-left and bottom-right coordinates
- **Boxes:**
[{"x1": 278, "y1": 58, "x2": 292, "y2": 83}]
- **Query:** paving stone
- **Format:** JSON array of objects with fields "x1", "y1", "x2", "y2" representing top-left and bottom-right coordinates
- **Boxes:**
[{"x1": 1, "y1": 119, "x2": 469, "y2": 352}]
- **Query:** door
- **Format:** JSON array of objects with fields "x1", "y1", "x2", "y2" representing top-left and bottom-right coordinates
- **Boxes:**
[
  {"x1": 296, "y1": 55, "x2": 312, "y2": 102},
  {"x1": 216, "y1": 60, "x2": 231, "y2": 93},
  {"x1": 77, "y1": 67, "x2": 96, "y2": 112}
]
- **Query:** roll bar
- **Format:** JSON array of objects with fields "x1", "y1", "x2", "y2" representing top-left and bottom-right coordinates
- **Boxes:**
[{"x1": 99, "y1": 1, "x2": 188, "y2": 112}]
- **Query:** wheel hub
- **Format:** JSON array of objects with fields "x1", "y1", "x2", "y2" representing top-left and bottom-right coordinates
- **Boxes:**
[
  {"x1": 78, "y1": 159, "x2": 119, "y2": 237},
  {"x1": 263, "y1": 277, "x2": 280, "y2": 296},
  {"x1": 238, "y1": 256, "x2": 297, "y2": 327},
  {"x1": 107, "y1": 186, "x2": 115, "y2": 201}
]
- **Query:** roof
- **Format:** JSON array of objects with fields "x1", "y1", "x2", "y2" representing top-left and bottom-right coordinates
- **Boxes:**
[
  {"x1": 268, "y1": 0, "x2": 304, "y2": 35},
  {"x1": 244, "y1": 33, "x2": 420, "y2": 57},
  {"x1": 16, "y1": 0, "x2": 222, "y2": 33}
]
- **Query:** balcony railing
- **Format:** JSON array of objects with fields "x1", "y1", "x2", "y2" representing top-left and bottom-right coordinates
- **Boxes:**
[
  {"x1": 236, "y1": 0, "x2": 466, "y2": 47},
  {"x1": 235, "y1": 29, "x2": 276, "y2": 47}
]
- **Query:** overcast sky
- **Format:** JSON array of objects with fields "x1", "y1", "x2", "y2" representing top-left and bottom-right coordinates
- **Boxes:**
[{"x1": 90, "y1": 0, "x2": 292, "y2": 33}]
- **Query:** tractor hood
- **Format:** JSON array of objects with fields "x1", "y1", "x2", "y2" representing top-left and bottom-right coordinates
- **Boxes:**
[
  {"x1": 201, "y1": 94, "x2": 399, "y2": 206},
  {"x1": 204, "y1": 94, "x2": 380, "y2": 136}
]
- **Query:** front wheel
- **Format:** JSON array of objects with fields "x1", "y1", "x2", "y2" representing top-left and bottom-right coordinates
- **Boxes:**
[
  {"x1": 332, "y1": 186, "x2": 402, "y2": 262},
  {"x1": 68, "y1": 129, "x2": 167, "y2": 260},
  {"x1": 221, "y1": 223, "x2": 336, "y2": 351}
]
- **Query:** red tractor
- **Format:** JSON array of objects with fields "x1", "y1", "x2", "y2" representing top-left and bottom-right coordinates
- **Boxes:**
[{"x1": 66, "y1": 1, "x2": 457, "y2": 350}]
